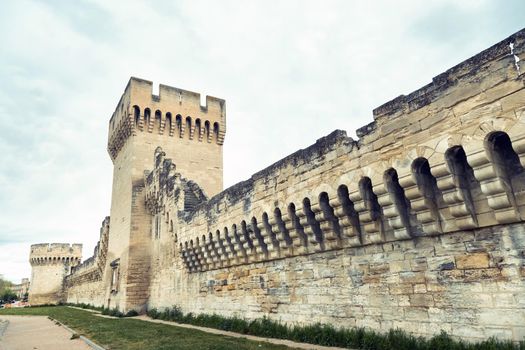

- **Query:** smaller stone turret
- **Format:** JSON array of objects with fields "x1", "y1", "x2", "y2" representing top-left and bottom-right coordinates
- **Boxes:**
[{"x1": 29, "y1": 243, "x2": 82, "y2": 305}]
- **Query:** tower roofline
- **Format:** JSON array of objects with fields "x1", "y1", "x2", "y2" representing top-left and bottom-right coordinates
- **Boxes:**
[
  {"x1": 107, "y1": 77, "x2": 227, "y2": 162},
  {"x1": 110, "y1": 77, "x2": 225, "y2": 124},
  {"x1": 30, "y1": 243, "x2": 82, "y2": 259}
]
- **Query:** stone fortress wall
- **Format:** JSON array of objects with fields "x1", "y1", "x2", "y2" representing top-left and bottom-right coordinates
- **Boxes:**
[
  {"x1": 64, "y1": 217, "x2": 110, "y2": 306},
  {"x1": 29, "y1": 28, "x2": 525, "y2": 342},
  {"x1": 107, "y1": 77, "x2": 226, "y2": 196},
  {"x1": 28, "y1": 243, "x2": 82, "y2": 305},
  {"x1": 146, "y1": 29, "x2": 525, "y2": 341},
  {"x1": 102, "y1": 77, "x2": 226, "y2": 312}
]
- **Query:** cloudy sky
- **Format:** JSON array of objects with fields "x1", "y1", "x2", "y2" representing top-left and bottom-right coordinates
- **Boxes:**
[{"x1": 0, "y1": 0, "x2": 524, "y2": 283}]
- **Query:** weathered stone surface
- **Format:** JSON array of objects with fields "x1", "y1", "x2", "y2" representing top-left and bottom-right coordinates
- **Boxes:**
[
  {"x1": 28, "y1": 28, "x2": 525, "y2": 342},
  {"x1": 455, "y1": 253, "x2": 490, "y2": 269},
  {"x1": 28, "y1": 243, "x2": 82, "y2": 305}
]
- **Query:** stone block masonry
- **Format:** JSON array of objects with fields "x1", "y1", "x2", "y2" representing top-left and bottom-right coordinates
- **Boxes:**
[
  {"x1": 29, "y1": 243, "x2": 82, "y2": 305},
  {"x1": 64, "y1": 217, "x2": 110, "y2": 306},
  {"x1": 29, "y1": 27, "x2": 525, "y2": 342}
]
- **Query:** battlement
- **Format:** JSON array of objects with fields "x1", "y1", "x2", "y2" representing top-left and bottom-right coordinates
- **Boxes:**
[
  {"x1": 173, "y1": 28, "x2": 525, "y2": 280},
  {"x1": 117, "y1": 77, "x2": 225, "y2": 116},
  {"x1": 67, "y1": 217, "x2": 110, "y2": 282},
  {"x1": 30, "y1": 243, "x2": 82, "y2": 265},
  {"x1": 185, "y1": 130, "x2": 352, "y2": 221},
  {"x1": 357, "y1": 27, "x2": 525, "y2": 139},
  {"x1": 46, "y1": 27, "x2": 525, "y2": 341},
  {"x1": 107, "y1": 77, "x2": 227, "y2": 161}
]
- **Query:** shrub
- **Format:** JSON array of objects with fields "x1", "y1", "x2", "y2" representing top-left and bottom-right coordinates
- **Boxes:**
[
  {"x1": 108, "y1": 308, "x2": 124, "y2": 318},
  {"x1": 169, "y1": 305, "x2": 183, "y2": 321},
  {"x1": 144, "y1": 305, "x2": 525, "y2": 350},
  {"x1": 125, "y1": 310, "x2": 139, "y2": 317},
  {"x1": 27, "y1": 303, "x2": 57, "y2": 308},
  {"x1": 65, "y1": 302, "x2": 104, "y2": 312},
  {"x1": 147, "y1": 308, "x2": 159, "y2": 319}
]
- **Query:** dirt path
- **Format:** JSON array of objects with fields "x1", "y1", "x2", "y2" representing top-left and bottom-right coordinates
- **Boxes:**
[{"x1": 0, "y1": 315, "x2": 93, "y2": 350}]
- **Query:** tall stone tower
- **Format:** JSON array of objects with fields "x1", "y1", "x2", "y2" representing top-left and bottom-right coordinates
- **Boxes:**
[
  {"x1": 28, "y1": 243, "x2": 82, "y2": 305},
  {"x1": 105, "y1": 77, "x2": 226, "y2": 311}
]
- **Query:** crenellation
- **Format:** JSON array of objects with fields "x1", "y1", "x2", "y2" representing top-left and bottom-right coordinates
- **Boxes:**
[
  {"x1": 111, "y1": 77, "x2": 225, "y2": 123},
  {"x1": 170, "y1": 29, "x2": 525, "y2": 280},
  {"x1": 370, "y1": 29, "x2": 525, "y2": 140},
  {"x1": 27, "y1": 28, "x2": 525, "y2": 342},
  {"x1": 107, "y1": 77, "x2": 226, "y2": 171},
  {"x1": 28, "y1": 243, "x2": 83, "y2": 305},
  {"x1": 29, "y1": 243, "x2": 82, "y2": 261}
]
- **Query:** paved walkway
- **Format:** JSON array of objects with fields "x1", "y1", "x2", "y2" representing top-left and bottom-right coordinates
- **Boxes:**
[{"x1": 0, "y1": 316, "x2": 92, "y2": 350}]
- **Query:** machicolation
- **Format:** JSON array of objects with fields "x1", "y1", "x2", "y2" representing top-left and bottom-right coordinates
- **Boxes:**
[
  {"x1": 29, "y1": 28, "x2": 525, "y2": 342},
  {"x1": 29, "y1": 243, "x2": 82, "y2": 305}
]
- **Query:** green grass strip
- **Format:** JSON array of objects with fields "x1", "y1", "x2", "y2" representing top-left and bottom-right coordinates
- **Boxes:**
[
  {"x1": 12, "y1": 304, "x2": 523, "y2": 350},
  {"x1": 145, "y1": 305, "x2": 524, "y2": 350},
  {"x1": 0, "y1": 306, "x2": 293, "y2": 350}
]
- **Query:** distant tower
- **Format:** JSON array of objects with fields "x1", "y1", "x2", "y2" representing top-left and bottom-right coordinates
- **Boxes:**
[
  {"x1": 28, "y1": 243, "x2": 82, "y2": 305},
  {"x1": 105, "y1": 78, "x2": 226, "y2": 311}
]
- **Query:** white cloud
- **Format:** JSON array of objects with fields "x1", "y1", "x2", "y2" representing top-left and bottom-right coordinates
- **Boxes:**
[{"x1": 0, "y1": 0, "x2": 524, "y2": 282}]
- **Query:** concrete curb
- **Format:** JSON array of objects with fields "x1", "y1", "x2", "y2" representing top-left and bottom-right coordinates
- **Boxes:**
[
  {"x1": 52, "y1": 318, "x2": 106, "y2": 350},
  {"x1": 79, "y1": 335, "x2": 106, "y2": 350},
  {"x1": 0, "y1": 319, "x2": 9, "y2": 338}
]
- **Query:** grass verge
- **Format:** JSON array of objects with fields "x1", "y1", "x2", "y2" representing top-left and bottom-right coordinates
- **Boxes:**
[
  {"x1": 0, "y1": 306, "x2": 294, "y2": 350},
  {"x1": 65, "y1": 302, "x2": 138, "y2": 318},
  {"x1": 147, "y1": 305, "x2": 525, "y2": 350}
]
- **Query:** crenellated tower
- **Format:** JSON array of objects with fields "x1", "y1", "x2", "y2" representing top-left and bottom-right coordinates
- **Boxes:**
[
  {"x1": 28, "y1": 243, "x2": 82, "y2": 305},
  {"x1": 24, "y1": 28, "x2": 525, "y2": 341},
  {"x1": 107, "y1": 77, "x2": 226, "y2": 196},
  {"x1": 105, "y1": 77, "x2": 226, "y2": 311}
]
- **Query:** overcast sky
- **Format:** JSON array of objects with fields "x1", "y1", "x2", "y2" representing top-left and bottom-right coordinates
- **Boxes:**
[{"x1": 1, "y1": 0, "x2": 524, "y2": 283}]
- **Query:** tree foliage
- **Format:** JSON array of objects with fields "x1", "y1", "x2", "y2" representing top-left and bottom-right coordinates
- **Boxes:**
[{"x1": 0, "y1": 276, "x2": 17, "y2": 304}]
